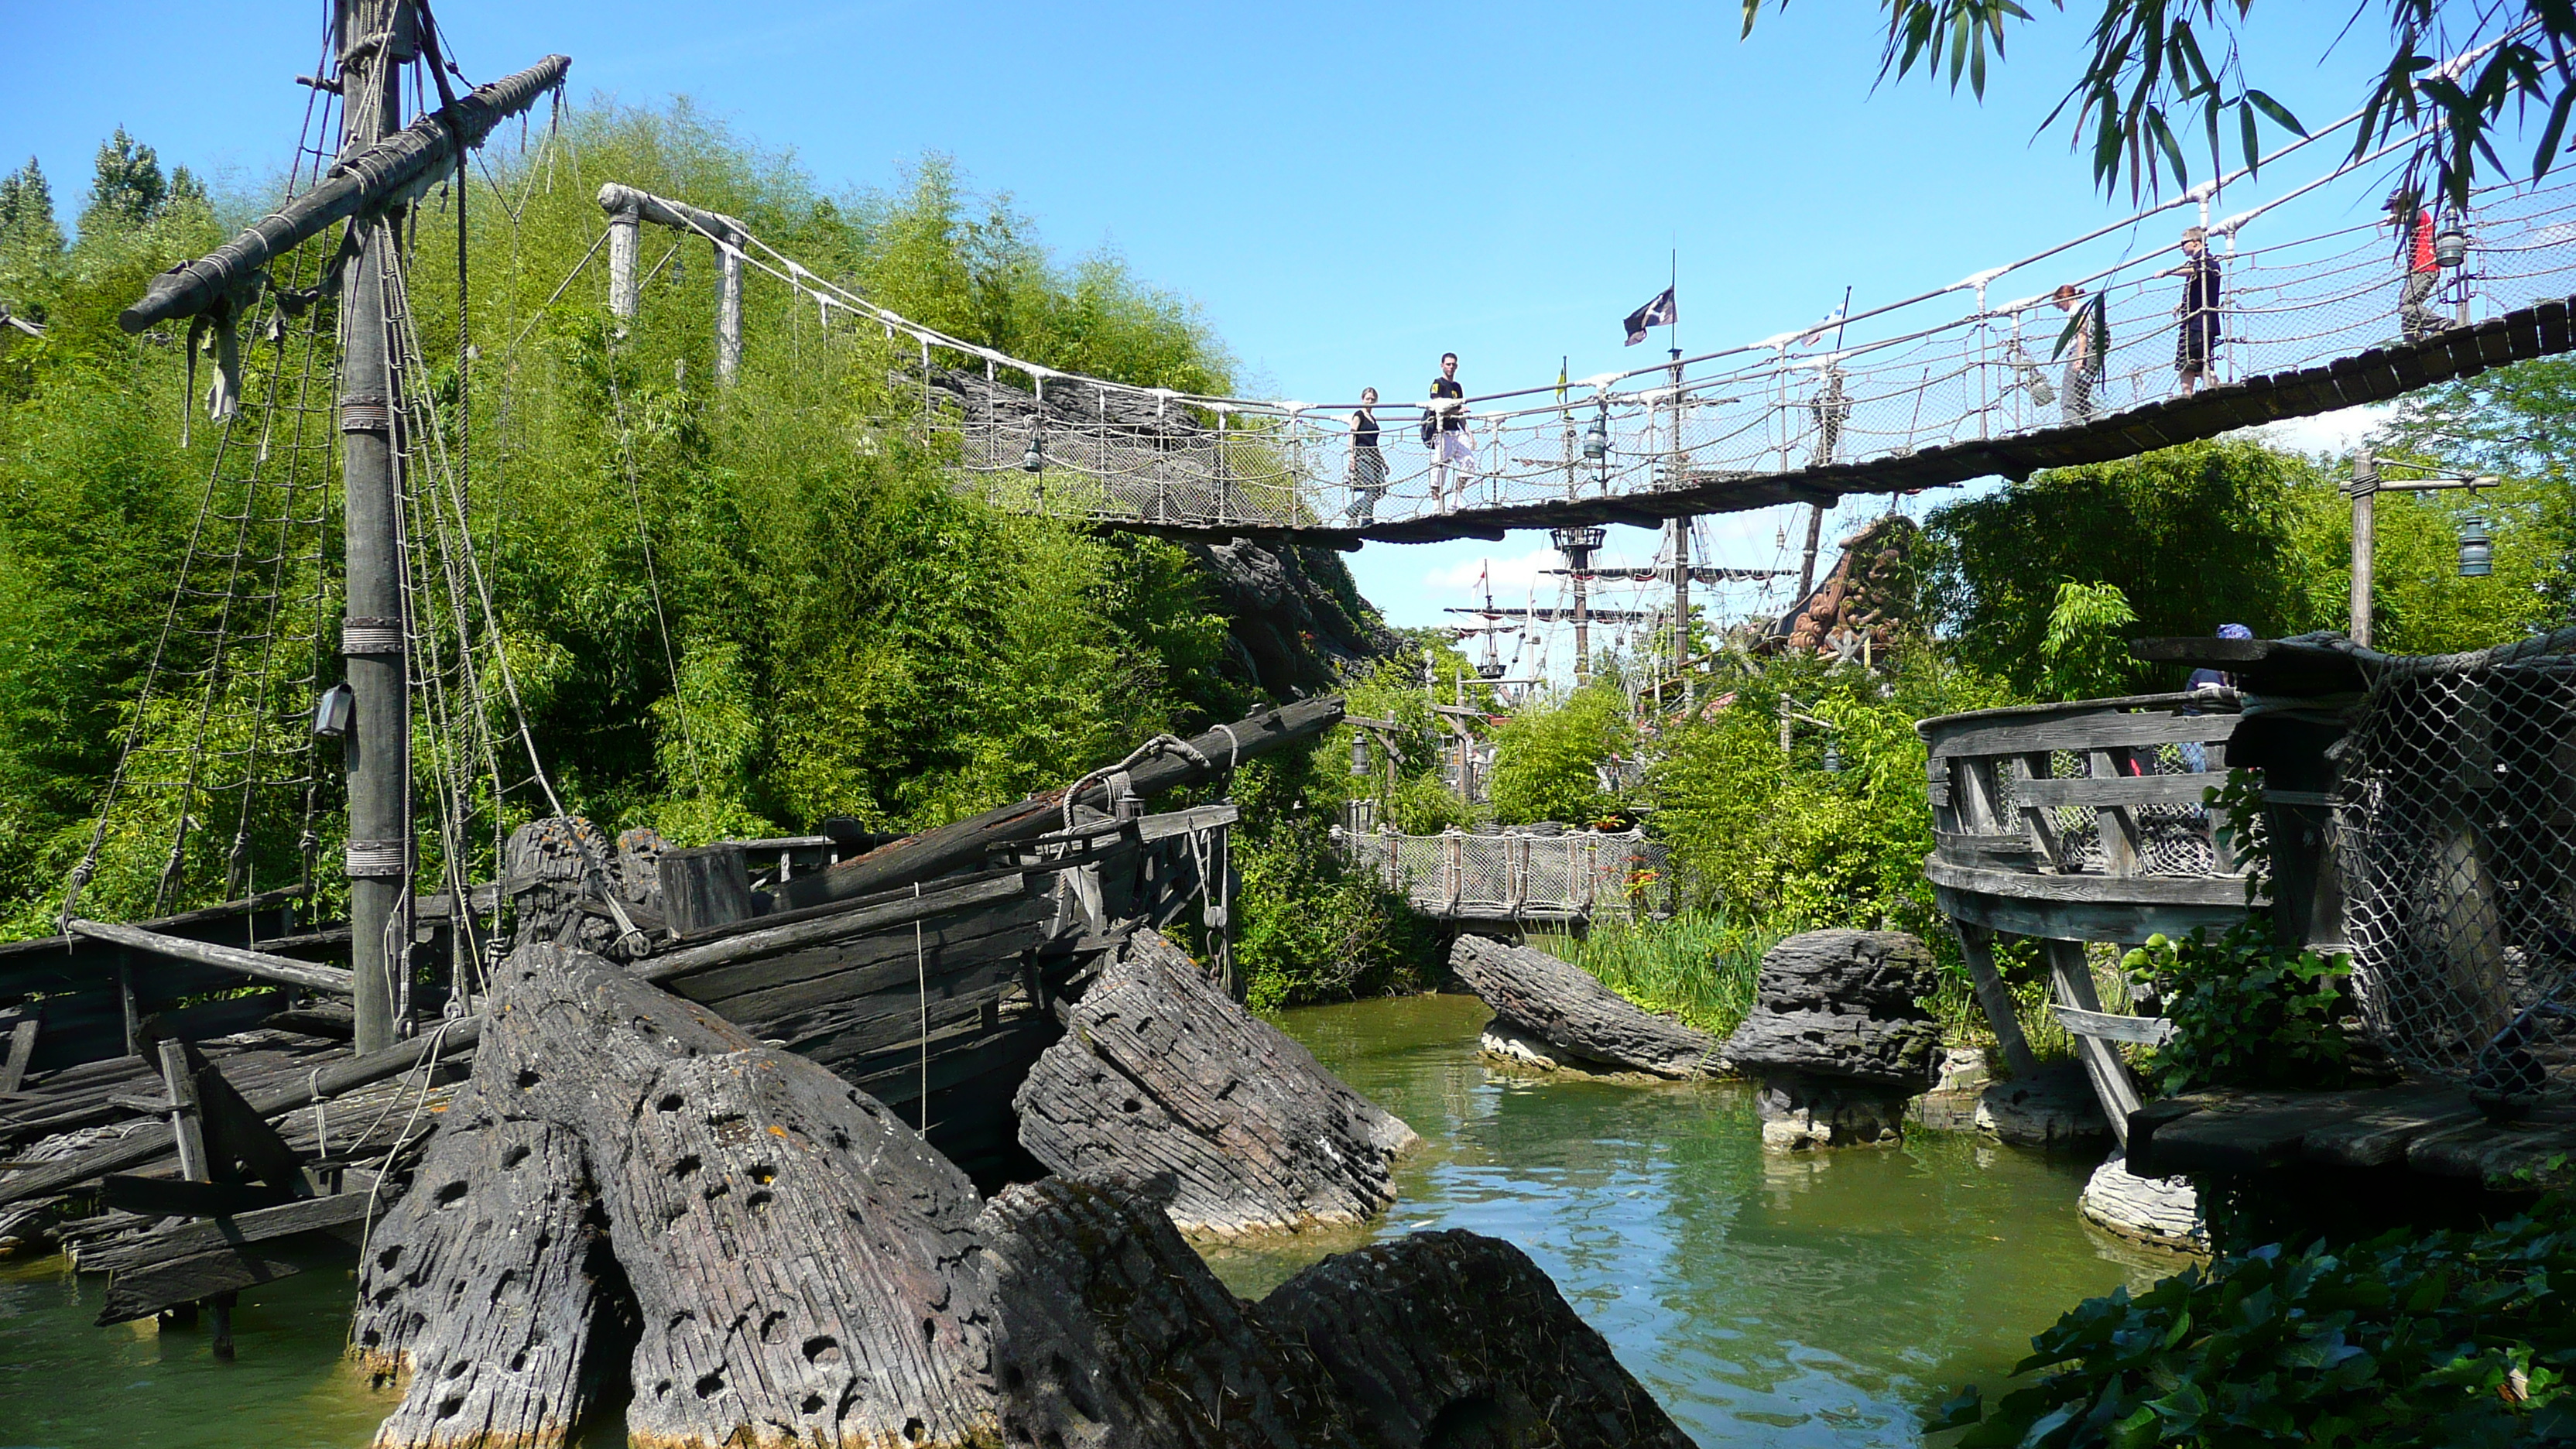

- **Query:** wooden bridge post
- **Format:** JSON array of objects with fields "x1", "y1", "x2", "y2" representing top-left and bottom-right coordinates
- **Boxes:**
[
  {"x1": 2043, "y1": 938, "x2": 2143, "y2": 1147},
  {"x1": 714, "y1": 229, "x2": 742, "y2": 383},
  {"x1": 607, "y1": 201, "x2": 639, "y2": 320},
  {"x1": 1953, "y1": 925, "x2": 2040, "y2": 1078}
]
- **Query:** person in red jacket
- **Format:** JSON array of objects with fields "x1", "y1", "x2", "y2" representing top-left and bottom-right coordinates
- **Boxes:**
[{"x1": 2387, "y1": 189, "x2": 2444, "y2": 341}]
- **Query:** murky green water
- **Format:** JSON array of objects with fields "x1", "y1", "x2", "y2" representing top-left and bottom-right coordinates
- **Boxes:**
[
  {"x1": 0, "y1": 992, "x2": 2177, "y2": 1447},
  {"x1": 1202, "y1": 993, "x2": 2181, "y2": 1447}
]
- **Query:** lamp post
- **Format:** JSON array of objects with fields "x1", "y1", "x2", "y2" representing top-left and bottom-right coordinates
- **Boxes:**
[{"x1": 2346, "y1": 447, "x2": 2502, "y2": 646}]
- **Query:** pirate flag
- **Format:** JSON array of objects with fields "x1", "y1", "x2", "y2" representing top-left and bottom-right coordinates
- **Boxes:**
[{"x1": 1623, "y1": 286, "x2": 1677, "y2": 346}]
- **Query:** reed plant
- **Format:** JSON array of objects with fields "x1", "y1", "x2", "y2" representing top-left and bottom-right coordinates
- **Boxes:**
[{"x1": 1536, "y1": 909, "x2": 1777, "y2": 1041}]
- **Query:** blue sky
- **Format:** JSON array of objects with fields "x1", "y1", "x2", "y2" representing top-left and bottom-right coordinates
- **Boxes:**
[{"x1": 5, "y1": 1, "x2": 2401, "y2": 643}]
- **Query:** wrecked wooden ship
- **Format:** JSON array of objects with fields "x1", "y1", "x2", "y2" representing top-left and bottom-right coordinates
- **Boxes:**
[{"x1": 0, "y1": 6, "x2": 1708, "y2": 1447}]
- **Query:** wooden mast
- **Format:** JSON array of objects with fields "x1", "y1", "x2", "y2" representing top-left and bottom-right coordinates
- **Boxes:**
[{"x1": 337, "y1": 0, "x2": 416, "y2": 1053}]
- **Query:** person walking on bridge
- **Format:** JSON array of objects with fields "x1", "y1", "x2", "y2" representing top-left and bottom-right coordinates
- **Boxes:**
[
  {"x1": 2386, "y1": 190, "x2": 2444, "y2": 342},
  {"x1": 2052, "y1": 283, "x2": 2106, "y2": 422},
  {"x1": 1427, "y1": 352, "x2": 1475, "y2": 512},
  {"x1": 2167, "y1": 226, "x2": 2221, "y2": 396},
  {"x1": 1346, "y1": 386, "x2": 1387, "y2": 525}
]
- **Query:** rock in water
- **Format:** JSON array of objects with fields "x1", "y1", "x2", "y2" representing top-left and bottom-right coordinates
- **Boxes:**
[
  {"x1": 979, "y1": 1177, "x2": 1361, "y2": 1448},
  {"x1": 1255, "y1": 1230, "x2": 1702, "y2": 1449},
  {"x1": 1447, "y1": 934, "x2": 1724, "y2": 1078},
  {"x1": 2078, "y1": 1154, "x2": 2205, "y2": 1252},
  {"x1": 1724, "y1": 930, "x2": 1940, "y2": 1149},
  {"x1": 1014, "y1": 930, "x2": 1418, "y2": 1237},
  {"x1": 981, "y1": 1175, "x2": 1700, "y2": 1449},
  {"x1": 357, "y1": 943, "x2": 999, "y2": 1449}
]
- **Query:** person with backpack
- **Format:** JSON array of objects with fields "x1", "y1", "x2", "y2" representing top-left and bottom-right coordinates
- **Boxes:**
[
  {"x1": 1425, "y1": 352, "x2": 1474, "y2": 512},
  {"x1": 2386, "y1": 189, "x2": 2445, "y2": 341}
]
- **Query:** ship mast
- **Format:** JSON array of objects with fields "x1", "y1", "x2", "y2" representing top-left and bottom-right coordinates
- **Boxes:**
[{"x1": 337, "y1": 0, "x2": 415, "y2": 1053}]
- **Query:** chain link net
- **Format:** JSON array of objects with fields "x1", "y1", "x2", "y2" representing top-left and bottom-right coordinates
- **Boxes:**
[{"x1": 2339, "y1": 627, "x2": 2576, "y2": 1100}]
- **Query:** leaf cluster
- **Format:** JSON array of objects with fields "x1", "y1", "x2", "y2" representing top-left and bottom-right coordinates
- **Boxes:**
[
  {"x1": 2123, "y1": 922, "x2": 2354, "y2": 1094},
  {"x1": 1929, "y1": 1200, "x2": 2576, "y2": 1447}
]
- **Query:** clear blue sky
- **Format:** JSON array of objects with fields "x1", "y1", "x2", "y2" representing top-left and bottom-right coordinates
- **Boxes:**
[{"x1": 3, "y1": 1, "x2": 2400, "y2": 642}]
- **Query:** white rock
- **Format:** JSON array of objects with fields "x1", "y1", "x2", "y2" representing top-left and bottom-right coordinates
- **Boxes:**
[{"x1": 2078, "y1": 1153, "x2": 2207, "y2": 1252}]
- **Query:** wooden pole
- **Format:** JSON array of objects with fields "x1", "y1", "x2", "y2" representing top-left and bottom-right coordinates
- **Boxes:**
[
  {"x1": 1954, "y1": 926, "x2": 2039, "y2": 1078},
  {"x1": 339, "y1": 0, "x2": 417, "y2": 1057},
  {"x1": 1795, "y1": 502, "x2": 1826, "y2": 604},
  {"x1": 2349, "y1": 448, "x2": 2376, "y2": 647},
  {"x1": 2042, "y1": 938, "x2": 2143, "y2": 1147},
  {"x1": 715, "y1": 237, "x2": 742, "y2": 382},
  {"x1": 67, "y1": 918, "x2": 355, "y2": 994},
  {"x1": 607, "y1": 203, "x2": 639, "y2": 319}
]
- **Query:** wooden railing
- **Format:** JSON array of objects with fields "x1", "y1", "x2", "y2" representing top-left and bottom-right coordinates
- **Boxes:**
[{"x1": 1917, "y1": 691, "x2": 2256, "y2": 1147}]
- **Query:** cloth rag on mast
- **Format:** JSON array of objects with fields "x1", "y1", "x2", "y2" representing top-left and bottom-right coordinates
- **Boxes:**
[{"x1": 1623, "y1": 286, "x2": 1677, "y2": 345}]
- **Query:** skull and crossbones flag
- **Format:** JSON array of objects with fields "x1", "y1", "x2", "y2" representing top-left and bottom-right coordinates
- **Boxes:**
[{"x1": 1622, "y1": 286, "x2": 1677, "y2": 345}]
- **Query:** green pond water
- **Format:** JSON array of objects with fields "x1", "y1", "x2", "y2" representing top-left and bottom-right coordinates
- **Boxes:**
[{"x1": 0, "y1": 992, "x2": 2179, "y2": 1447}]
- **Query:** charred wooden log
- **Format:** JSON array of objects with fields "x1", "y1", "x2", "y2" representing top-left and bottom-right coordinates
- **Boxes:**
[
  {"x1": 357, "y1": 944, "x2": 999, "y2": 1449},
  {"x1": 981, "y1": 1175, "x2": 1697, "y2": 1449},
  {"x1": 354, "y1": 1100, "x2": 621, "y2": 1449},
  {"x1": 1252, "y1": 1229, "x2": 1701, "y2": 1449},
  {"x1": 1447, "y1": 934, "x2": 1725, "y2": 1078},
  {"x1": 978, "y1": 1176, "x2": 1360, "y2": 1448},
  {"x1": 1014, "y1": 930, "x2": 1417, "y2": 1236}
]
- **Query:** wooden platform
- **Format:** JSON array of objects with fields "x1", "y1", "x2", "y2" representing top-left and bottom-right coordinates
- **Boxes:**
[{"x1": 2130, "y1": 1084, "x2": 2576, "y2": 1190}]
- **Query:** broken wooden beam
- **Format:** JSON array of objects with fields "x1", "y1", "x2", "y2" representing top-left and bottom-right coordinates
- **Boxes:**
[
  {"x1": 777, "y1": 696, "x2": 1344, "y2": 909},
  {"x1": 85, "y1": 1190, "x2": 373, "y2": 1277},
  {"x1": 1013, "y1": 929, "x2": 1418, "y2": 1236},
  {"x1": 66, "y1": 917, "x2": 355, "y2": 995}
]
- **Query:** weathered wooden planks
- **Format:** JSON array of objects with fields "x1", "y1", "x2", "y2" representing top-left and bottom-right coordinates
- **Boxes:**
[
  {"x1": 1016, "y1": 930, "x2": 1417, "y2": 1237},
  {"x1": 64, "y1": 919, "x2": 354, "y2": 995},
  {"x1": 2126, "y1": 1082, "x2": 2576, "y2": 1190}
]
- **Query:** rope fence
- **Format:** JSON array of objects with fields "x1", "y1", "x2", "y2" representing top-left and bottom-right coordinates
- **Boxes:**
[{"x1": 1332, "y1": 823, "x2": 1673, "y2": 923}]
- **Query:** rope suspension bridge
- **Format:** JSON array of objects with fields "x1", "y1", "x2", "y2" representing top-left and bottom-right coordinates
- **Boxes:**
[{"x1": 593, "y1": 125, "x2": 2576, "y2": 551}]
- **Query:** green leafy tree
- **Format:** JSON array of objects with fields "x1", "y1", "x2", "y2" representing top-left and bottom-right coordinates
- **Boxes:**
[
  {"x1": 0, "y1": 158, "x2": 64, "y2": 316},
  {"x1": 1927, "y1": 440, "x2": 2306, "y2": 694},
  {"x1": 1741, "y1": 2, "x2": 2576, "y2": 210},
  {"x1": 79, "y1": 128, "x2": 166, "y2": 235},
  {"x1": 2374, "y1": 356, "x2": 2576, "y2": 624},
  {"x1": 1487, "y1": 685, "x2": 1632, "y2": 826},
  {"x1": 2037, "y1": 581, "x2": 2139, "y2": 701}
]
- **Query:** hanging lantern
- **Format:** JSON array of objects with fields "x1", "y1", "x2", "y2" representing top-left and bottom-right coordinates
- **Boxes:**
[
  {"x1": 1350, "y1": 732, "x2": 1372, "y2": 776},
  {"x1": 2458, "y1": 516, "x2": 2494, "y2": 577},
  {"x1": 312, "y1": 682, "x2": 355, "y2": 739},
  {"x1": 2436, "y1": 227, "x2": 2471, "y2": 269},
  {"x1": 1021, "y1": 434, "x2": 1046, "y2": 472},
  {"x1": 1477, "y1": 662, "x2": 1506, "y2": 680},
  {"x1": 1821, "y1": 739, "x2": 1842, "y2": 774},
  {"x1": 1582, "y1": 406, "x2": 1609, "y2": 461}
]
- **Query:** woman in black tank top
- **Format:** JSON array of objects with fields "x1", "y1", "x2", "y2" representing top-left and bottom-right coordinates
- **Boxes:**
[{"x1": 1347, "y1": 386, "x2": 1387, "y2": 523}]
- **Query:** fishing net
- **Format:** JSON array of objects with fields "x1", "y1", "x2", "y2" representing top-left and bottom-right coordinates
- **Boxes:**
[{"x1": 2338, "y1": 625, "x2": 2576, "y2": 1101}]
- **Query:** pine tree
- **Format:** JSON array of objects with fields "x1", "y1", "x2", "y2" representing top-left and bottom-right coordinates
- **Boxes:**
[
  {"x1": 0, "y1": 158, "x2": 63, "y2": 256},
  {"x1": 166, "y1": 165, "x2": 208, "y2": 215},
  {"x1": 80, "y1": 127, "x2": 166, "y2": 235}
]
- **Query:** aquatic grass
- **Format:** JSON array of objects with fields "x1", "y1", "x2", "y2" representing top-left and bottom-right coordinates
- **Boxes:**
[{"x1": 1536, "y1": 910, "x2": 1776, "y2": 1041}]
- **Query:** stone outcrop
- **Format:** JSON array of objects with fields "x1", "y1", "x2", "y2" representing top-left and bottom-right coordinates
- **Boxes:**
[
  {"x1": 2078, "y1": 1154, "x2": 2206, "y2": 1252},
  {"x1": 1449, "y1": 934, "x2": 1725, "y2": 1079},
  {"x1": 1184, "y1": 539, "x2": 1403, "y2": 699},
  {"x1": 1725, "y1": 930, "x2": 1941, "y2": 1149}
]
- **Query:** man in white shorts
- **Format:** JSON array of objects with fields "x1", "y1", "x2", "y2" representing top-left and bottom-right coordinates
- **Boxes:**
[{"x1": 1427, "y1": 351, "x2": 1475, "y2": 511}]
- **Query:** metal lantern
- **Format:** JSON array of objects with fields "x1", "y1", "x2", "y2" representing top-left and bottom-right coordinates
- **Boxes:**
[
  {"x1": 1021, "y1": 434, "x2": 1045, "y2": 472},
  {"x1": 2458, "y1": 516, "x2": 2494, "y2": 577},
  {"x1": 1350, "y1": 732, "x2": 1372, "y2": 776},
  {"x1": 2436, "y1": 227, "x2": 2471, "y2": 269},
  {"x1": 312, "y1": 682, "x2": 355, "y2": 738},
  {"x1": 1582, "y1": 407, "x2": 1609, "y2": 461},
  {"x1": 1477, "y1": 662, "x2": 1506, "y2": 680},
  {"x1": 1821, "y1": 739, "x2": 1842, "y2": 774}
]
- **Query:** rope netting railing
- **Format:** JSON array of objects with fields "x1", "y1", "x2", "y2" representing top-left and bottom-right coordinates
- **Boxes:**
[
  {"x1": 618, "y1": 107, "x2": 2576, "y2": 538},
  {"x1": 1334, "y1": 824, "x2": 1671, "y2": 920},
  {"x1": 2333, "y1": 625, "x2": 2576, "y2": 1105}
]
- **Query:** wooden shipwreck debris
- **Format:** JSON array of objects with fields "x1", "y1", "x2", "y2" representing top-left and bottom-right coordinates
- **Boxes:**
[
  {"x1": 356, "y1": 943, "x2": 998, "y2": 1449},
  {"x1": 980, "y1": 1175, "x2": 1701, "y2": 1449},
  {"x1": 1014, "y1": 930, "x2": 1419, "y2": 1236},
  {"x1": 1447, "y1": 934, "x2": 1725, "y2": 1078},
  {"x1": 979, "y1": 1176, "x2": 1359, "y2": 1447}
]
